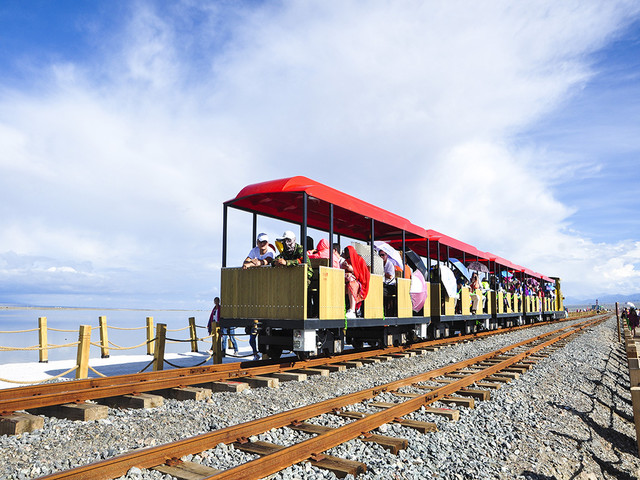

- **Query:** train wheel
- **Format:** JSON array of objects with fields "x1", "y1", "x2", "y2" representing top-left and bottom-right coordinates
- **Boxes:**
[
  {"x1": 295, "y1": 351, "x2": 310, "y2": 361},
  {"x1": 266, "y1": 346, "x2": 283, "y2": 359}
]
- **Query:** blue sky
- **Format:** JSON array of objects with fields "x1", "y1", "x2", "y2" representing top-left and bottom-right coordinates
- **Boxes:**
[{"x1": 1, "y1": 1, "x2": 640, "y2": 308}]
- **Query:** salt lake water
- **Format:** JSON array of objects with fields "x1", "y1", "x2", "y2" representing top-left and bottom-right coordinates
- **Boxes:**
[{"x1": 0, "y1": 306, "x2": 211, "y2": 364}]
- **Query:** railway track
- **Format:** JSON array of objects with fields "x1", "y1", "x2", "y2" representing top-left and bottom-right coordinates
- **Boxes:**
[
  {"x1": 33, "y1": 316, "x2": 603, "y2": 480},
  {"x1": 1, "y1": 318, "x2": 573, "y2": 415}
]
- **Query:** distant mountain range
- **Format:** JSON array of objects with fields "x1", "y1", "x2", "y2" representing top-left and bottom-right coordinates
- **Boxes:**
[{"x1": 564, "y1": 293, "x2": 640, "y2": 306}]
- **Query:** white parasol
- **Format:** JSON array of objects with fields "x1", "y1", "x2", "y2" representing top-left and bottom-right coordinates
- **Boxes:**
[
  {"x1": 627, "y1": 302, "x2": 636, "y2": 308},
  {"x1": 439, "y1": 264, "x2": 457, "y2": 298},
  {"x1": 374, "y1": 241, "x2": 403, "y2": 268}
]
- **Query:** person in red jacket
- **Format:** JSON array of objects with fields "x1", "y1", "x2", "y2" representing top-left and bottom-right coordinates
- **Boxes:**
[{"x1": 342, "y1": 246, "x2": 370, "y2": 319}]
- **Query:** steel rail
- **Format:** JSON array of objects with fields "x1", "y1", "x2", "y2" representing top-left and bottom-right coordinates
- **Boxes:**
[
  {"x1": 35, "y1": 316, "x2": 604, "y2": 480},
  {"x1": 209, "y1": 316, "x2": 603, "y2": 480},
  {"x1": 0, "y1": 318, "x2": 570, "y2": 413}
]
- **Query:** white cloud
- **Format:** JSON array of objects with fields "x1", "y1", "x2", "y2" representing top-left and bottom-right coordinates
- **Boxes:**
[{"x1": 1, "y1": 1, "x2": 640, "y2": 306}]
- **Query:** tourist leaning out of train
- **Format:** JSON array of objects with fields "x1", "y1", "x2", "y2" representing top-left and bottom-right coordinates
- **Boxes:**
[
  {"x1": 272, "y1": 230, "x2": 313, "y2": 283},
  {"x1": 243, "y1": 232, "x2": 276, "y2": 269},
  {"x1": 342, "y1": 246, "x2": 370, "y2": 319}
]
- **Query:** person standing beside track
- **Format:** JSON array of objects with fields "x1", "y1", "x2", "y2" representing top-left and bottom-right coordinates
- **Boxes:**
[
  {"x1": 208, "y1": 297, "x2": 238, "y2": 357},
  {"x1": 207, "y1": 297, "x2": 220, "y2": 354}
]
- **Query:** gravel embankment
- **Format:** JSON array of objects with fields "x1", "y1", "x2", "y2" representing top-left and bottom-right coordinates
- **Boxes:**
[{"x1": 1, "y1": 316, "x2": 639, "y2": 480}]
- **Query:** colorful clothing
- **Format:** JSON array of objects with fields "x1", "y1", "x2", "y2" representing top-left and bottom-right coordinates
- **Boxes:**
[
  {"x1": 274, "y1": 243, "x2": 313, "y2": 281},
  {"x1": 344, "y1": 246, "x2": 370, "y2": 307}
]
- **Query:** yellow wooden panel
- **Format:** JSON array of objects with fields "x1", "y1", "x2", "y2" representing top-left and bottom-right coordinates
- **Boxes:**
[
  {"x1": 221, "y1": 266, "x2": 307, "y2": 320},
  {"x1": 497, "y1": 292, "x2": 504, "y2": 314},
  {"x1": 487, "y1": 291, "x2": 496, "y2": 315},
  {"x1": 396, "y1": 278, "x2": 412, "y2": 318},
  {"x1": 443, "y1": 292, "x2": 456, "y2": 316},
  {"x1": 514, "y1": 294, "x2": 522, "y2": 313},
  {"x1": 319, "y1": 266, "x2": 345, "y2": 320},
  {"x1": 461, "y1": 287, "x2": 471, "y2": 315},
  {"x1": 505, "y1": 293, "x2": 512, "y2": 313},
  {"x1": 364, "y1": 274, "x2": 384, "y2": 318}
]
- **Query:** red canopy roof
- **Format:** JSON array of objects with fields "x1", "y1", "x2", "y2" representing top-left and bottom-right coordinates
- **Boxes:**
[
  {"x1": 226, "y1": 176, "x2": 427, "y2": 242},
  {"x1": 226, "y1": 177, "x2": 557, "y2": 281}
]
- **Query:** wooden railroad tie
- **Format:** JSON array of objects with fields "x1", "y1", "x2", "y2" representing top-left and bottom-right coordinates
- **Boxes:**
[
  {"x1": 369, "y1": 356, "x2": 392, "y2": 362},
  {"x1": 153, "y1": 460, "x2": 221, "y2": 480},
  {"x1": 335, "y1": 361, "x2": 363, "y2": 369},
  {"x1": 291, "y1": 368, "x2": 330, "y2": 377},
  {"x1": 359, "y1": 358, "x2": 382, "y2": 365},
  {"x1": 234, "y1": 440, "x2": 367, "y2": 478},
  {"x1": 368, "y1": 401, "x2": 460, "y2": 421},
  {"x1": 196, "y1": 381, "x2": 250, "y2": 393},
  {"x1": 152, "y1": 386, "x2": 212, "y2": 401},
  {"x1": 417, "y1": 384, "x2": 490, "y2": 402},
  {"x1": 0, "y1": 412, "x2": 44, "y2": 436},
  {"x1": 97, "y1": 392, "x2": 164, "y2": 409},
  {"x1": 238, "y1": 376, "x2": 280, "y2": 388},
  {"x1": 268, "y1": 371, "x2": 308, "y2": 382},
  {"x1": 314, "y1": 364, "x2": 347, "y2": 373},
  {"x1": 337, "y1": 410, "x2": 437, "y2": 433},
  {"x1": 289, "y1": 421, "x2": 408, "y2": 454},
  {"x1": 27, "y1": 402, "x2": 108, "y2": 422}
]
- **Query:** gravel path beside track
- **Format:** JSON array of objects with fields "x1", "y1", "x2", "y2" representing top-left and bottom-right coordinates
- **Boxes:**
[{"x1": 1, "y1": 316, "x2": 639, "y2": 479}]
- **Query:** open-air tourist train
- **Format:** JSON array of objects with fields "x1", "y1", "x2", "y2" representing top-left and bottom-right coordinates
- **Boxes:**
[{"x1": 220, "y1": 177, "x2": 565, "y2": 359}]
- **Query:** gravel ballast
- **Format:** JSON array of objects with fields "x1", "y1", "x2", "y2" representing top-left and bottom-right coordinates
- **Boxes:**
[{"x1": 1, "y1": 316, "x2": 639, "y2": 480}]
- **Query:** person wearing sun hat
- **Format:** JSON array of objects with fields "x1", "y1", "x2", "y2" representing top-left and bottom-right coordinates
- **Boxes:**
[
  {"x1": 243, "y1": 232, "x2": 276, "y2": 269},
  {"x1": 273, "y1": 230, "x2": 312, "y2": 283}
]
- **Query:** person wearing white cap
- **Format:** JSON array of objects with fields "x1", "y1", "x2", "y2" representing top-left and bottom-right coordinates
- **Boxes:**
[
  {"x1": 243, "y1": 233, "x2": 276, "y2": 269},
  {"x1": 273, "y1": 230, "x2": 313, "y2": 283}
]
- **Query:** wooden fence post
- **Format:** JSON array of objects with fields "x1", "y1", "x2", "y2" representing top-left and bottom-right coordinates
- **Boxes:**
[
  {"x1": 99, "y1": 316, "x2": 110, "y2": 358},
  {"x1": 213, "y1": 326, "x2": 222, "y2": 364},
  {"x1": 38, "y1": 316, "x2": 48, "y2": 363},
  {"x1": 146, "y1": 316, "x2": 154, "y2": 355},
  {"x1": 616, "y1": 302, "x2": 621, "y2": 342},
  {"x1": 189, "y1": 317, "x2": 198, "y2": 352},
  {"x1": 75, "y1": 325, "x2": 92, "y2": 379},
  {"x1": 632, "y1": 387, "x2": 640, "y2": 456},
  {"x1": 153, "y1": 323, "x2": 166, "y2": 371}
]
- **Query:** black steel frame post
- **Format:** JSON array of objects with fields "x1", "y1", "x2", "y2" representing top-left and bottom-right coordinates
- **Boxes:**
[
  {"x1": 302, "y1": 192, "x2": 308, "y2": 264},
  {"x1": 329, "y1": 204, "x2": 334, "y2": 262},
  {"x1": 370, "y1": 218, "x2": 375, "y2": 272},
  {"x1": 252, "y1": 213, "x2": 257, "y2": 247},
  {"x1": 222, "y1": 204, "x2": 228, "y2": 268}
]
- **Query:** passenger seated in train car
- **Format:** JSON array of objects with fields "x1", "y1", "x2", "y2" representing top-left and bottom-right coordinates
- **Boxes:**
[
  {"x1": 469, "y1": 272, "x2": 481, "y2": 314},
  {"x1": 398, "y1": 251, "x2": 412, "y2": 279},
  {"x1": 332, "y1": 243, "x2": 343, "y2": 269},
  {"x1": 307, "y1": 238, "x2": 331, "y2": 263},
  {"x1": 342, "y1": 246, "x2": 370, "y2": 319},
  {"x1": 379, "y1": 249, "x2": 397, "y2": 315},
  {"x1": 272, "y1": 230, "x2": 313, "y2": 283},
  {"x1": 481, "y1": 277, "x2": 490, "y2": 313},
  {"x1": 242, "y1": 233, "x2": 277, "y2": 269}
]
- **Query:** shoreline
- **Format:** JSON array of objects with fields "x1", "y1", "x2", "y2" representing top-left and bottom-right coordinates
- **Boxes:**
[{"x1": 0, "y1": 305, "x2": 205, "y2": 312}]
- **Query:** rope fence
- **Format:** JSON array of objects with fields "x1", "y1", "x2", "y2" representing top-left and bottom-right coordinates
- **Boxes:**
[{"x1": 0, "y1": 314, "x2": 249, "y2": 385}]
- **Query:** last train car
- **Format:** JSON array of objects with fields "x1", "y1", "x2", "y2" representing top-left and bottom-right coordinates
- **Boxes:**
[{"x1": 219, "y1": 176, "x2": 565, "y2": 359}]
